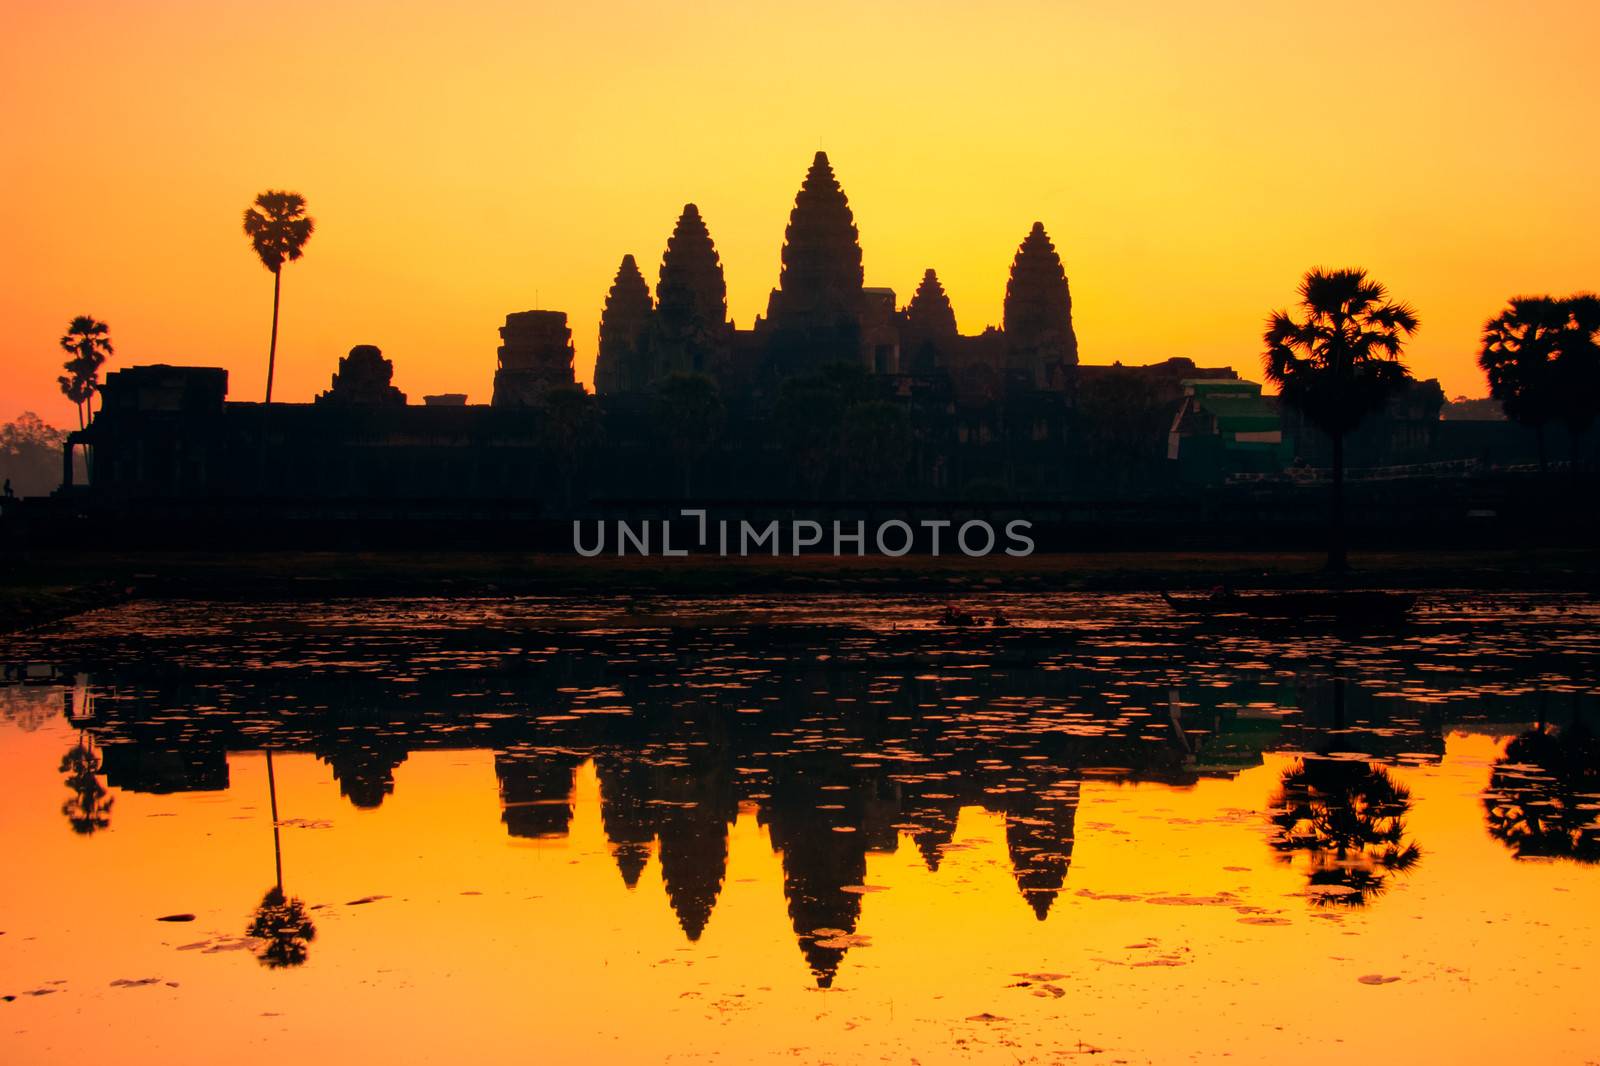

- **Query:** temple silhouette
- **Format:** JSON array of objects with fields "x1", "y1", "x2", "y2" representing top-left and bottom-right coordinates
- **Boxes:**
[{"x1": 17, "y1": 149, "x2": 1569, "y2": 550}]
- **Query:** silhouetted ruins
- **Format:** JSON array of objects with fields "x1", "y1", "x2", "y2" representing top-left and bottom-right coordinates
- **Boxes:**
[{"x1": 20, "y1": 149, "x2": 1568, "y2": 549}]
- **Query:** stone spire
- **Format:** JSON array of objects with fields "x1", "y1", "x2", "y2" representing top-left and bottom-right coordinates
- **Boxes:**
[
  {"x1": 1003, "y1": 222, "x2": 1079, "y2": 387},
  {"x1": 595, "y1": 254, "x2": 653, "y2": 394},
  {"x1": 905, "y1": 269, "x2": 958, "y2": 338},
  {"x1": 654, "y1": 204, "x2": 729, "y2": 376},
  {"x1": 769, "y1": 151, "x2": 864, "y2": 322}
]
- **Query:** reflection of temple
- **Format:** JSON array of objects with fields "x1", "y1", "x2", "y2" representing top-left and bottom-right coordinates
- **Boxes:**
[
  {"x1": 495, "y1": 748, "x2": 582, "y2": 839},
  {"x1": 995, "y1": 772, "x2": 1081, "y2": 920},
  {"x1": 55, "y1": 604, "x2": 1560, "y2": 985}
]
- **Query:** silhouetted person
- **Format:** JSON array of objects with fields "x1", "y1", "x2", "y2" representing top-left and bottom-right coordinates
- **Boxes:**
[{"x1": 2, "y1": 477, "x2": 13, "y2": 498}]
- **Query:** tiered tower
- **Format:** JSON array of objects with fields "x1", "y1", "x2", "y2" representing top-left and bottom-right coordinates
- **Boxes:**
[
  {"x1": 902, "y1": 269, "x2": 958, "y2": 373},
  {"x1": 1002, "y1": 222, "x2": 1078, "y2": 390},
  {"x1": 652, "y1": 204, "x2": 730, "y2": 378},
  {"x1": 764, "y1": 151, "x2": 866, "y2": 375},
  {"x1": 594, "y1": 254, "x2": 653, "y2": 394},
  {"x1": 491, "y1": 311, "x2": 576, "y2": 407}
]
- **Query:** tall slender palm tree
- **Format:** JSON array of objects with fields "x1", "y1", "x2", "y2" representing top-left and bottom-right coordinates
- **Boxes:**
[
  {"x1": 242, "y1": 191, "x2": 315, "y2": 403},
  {"x1": 1264, "y1": 269, "x2": 1418, "y2": 573},
  {"x1": 56, "y1": 315, "x2": 113, "y2": 429}
]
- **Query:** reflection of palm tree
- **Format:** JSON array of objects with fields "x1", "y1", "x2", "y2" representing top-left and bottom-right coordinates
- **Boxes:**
[
  {"x1": 59, "y1": 733, "x2": 112, "y2": 834},
  {"x1": 247, "y1": 887, "x2": 316, "y2": 968},
  {"x1": 1267, "y1": 758, "x2": 1421, "y2": 906},
  {"x1": 247, "y1": 749, "x2": 316, "y2": 967},
  {"x1": 1483, "y1": 724, "x2": 1600, "y2": 864}
]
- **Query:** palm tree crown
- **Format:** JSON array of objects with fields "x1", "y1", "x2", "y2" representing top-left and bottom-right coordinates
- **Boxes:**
[
  {"x1": 57, "y1": 315, "x2": 113, "y2": 429},
  {"x1": 1480, "y1": 294, "x2": 1600, "y2": 460},
  {"x1": 242, "y1": 191, "x2": 314, "y2": 273},
  {"x1": 1264, "y1": 268, "x2": 1418, "y2": 436}
]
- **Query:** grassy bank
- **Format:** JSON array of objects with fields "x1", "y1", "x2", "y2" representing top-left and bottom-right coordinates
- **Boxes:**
[{"x1": 2, "y1": 546, "x2": 1597, "y2": 633}]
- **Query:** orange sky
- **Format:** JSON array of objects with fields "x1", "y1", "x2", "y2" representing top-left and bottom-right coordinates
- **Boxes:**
[{"x1": 3, "y1": 0, "x2": 1597, "y2": 424}]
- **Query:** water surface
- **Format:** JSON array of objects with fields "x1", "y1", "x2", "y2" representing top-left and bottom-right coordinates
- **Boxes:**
[{"x1": 3, "y1": 592, "x2": 1598, "y2": 1063}]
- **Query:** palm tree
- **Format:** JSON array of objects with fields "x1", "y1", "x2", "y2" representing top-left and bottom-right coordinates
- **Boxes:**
[
  {"x1": 1264, "y1": 268, "x2": 1418, "y2": 573},
  {"x1": 59, "y1": 732, "x2": 113, "y2": 834},
  {"x1": 652, "y1": 372, "x2": 725, "y2": 497},
  {"x1": 1553, "y1": 294, "x2": 1600, "y2": 467},
  {"x1": 247, "y1": 749, "x2": 316, "y2": 967},
  {"x1": 56, "y1": 316, "x2": 113, "y2": 430},
  {"x1": 1483, "y1": 723, "x2": 1600, "y2": 864},
  {"x1": 242, "y1": 191, "x2": 315, "y2": 403},
  {"x1": 1267, "y1": 757, "x2": 1421, "y2": 906},
  {"x1": 1478, "y1": 297, "x2": 1569, "y2": 470}
]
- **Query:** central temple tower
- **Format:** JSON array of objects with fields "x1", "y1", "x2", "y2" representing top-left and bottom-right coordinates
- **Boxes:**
[{"x1": 763, "y1": 151, "x2": 867, "y2": 376}]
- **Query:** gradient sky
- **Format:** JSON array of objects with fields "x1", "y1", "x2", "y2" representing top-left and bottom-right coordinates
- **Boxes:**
[{"x1": 3, "y1": 0, "x2": 1597, "y2": 424}]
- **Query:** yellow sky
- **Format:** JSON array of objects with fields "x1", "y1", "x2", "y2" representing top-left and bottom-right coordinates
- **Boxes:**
[{"x1": 3, "y1": 0, "x2": 1597, "y2": 422}]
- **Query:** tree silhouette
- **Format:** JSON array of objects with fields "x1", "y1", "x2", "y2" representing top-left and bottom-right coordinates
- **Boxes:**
[
  {"x1": 1483, "y1": 724, "x2": 1600, "y2": 864},
  {"x1": 59, "y1": 733, "x2": 112, "y2": 834},
  {"x1": 1479, "y1": 296, "x2": 1571, "y2": 470},
  {"x1": 652, "y1": 372, "x2": 724, "y2": 498},
  {"x1": 57, "y1": 316, "x2": 113, "y2": 430},
  {"x1": 247, "y1": 887, "x2": 317, "y2": 968},
  {"x1": 242, "y1": 191, "x2": 315, "y2": 404},
  {"x1": 1264, "y1": 268, "x2": 1417, "y2": 572},
  {"x1": 1552, "y1": 295, "x2": 1600, "y2": 466},
  {"x1": 247, "y1": 749, "x2": 316, "y2": 967},
  {"x1": 538, "y1": 386, "x2": 602, "y2": 508},
  {"x1": 1267, "y1": 757, "x2": 1421, "y2": 906}
]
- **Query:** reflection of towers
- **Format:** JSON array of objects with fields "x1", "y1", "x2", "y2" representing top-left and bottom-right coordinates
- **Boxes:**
[
  {"x1": 899, "y1": 777, "x2": 964, "y2": 871},
  {"x1": 596, "y1": 754, "x2": 658, "y2": 887},
  {"x1": 494, "y1": 748, "x2": 582, "y2": 839},
  {"x1": 761, "y1": 765, "x2": 871, "y2": 988},
  {"x1": 1000, "y1": 775, "x2": 1081, "y2": 920},
  {"x1": 653, "y1": 752, "x2": 738, "y2": 941},
  {"x1": 316, "y1": 733, "x2": 407, "y2": 809}
]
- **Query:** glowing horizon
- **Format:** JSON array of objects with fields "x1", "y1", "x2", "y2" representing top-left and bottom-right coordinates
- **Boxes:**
[{"x1": 4, "y1": 0, "x2": 1598, "y2": 424}]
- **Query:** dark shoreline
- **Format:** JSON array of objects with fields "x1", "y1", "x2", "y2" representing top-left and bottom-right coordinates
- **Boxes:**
[{"x1": 3, "y1": 547, "x2": 1597, "y2": 636}]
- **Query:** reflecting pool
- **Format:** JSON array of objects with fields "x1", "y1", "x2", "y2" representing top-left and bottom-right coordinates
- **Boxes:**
[{"x1": 3, "y1": 592, "x2": 1598, "y2": 1063}]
